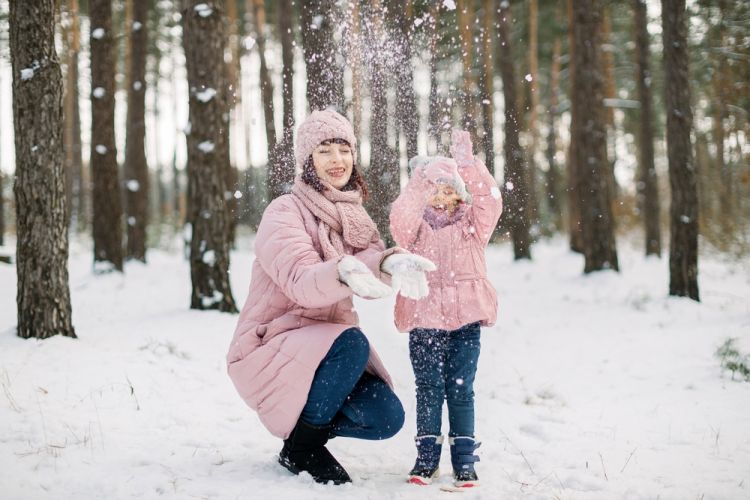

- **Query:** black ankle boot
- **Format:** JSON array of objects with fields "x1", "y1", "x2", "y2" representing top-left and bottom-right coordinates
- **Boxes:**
[{"x1": 278, "y1": 419, "x2": 351, "y2": 485}]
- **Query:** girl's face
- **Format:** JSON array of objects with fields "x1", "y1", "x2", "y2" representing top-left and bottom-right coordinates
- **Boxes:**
[
  {"x1": 312, "y1": 141, "x2": 353, "y2": 190},
  {"x1": 429, "y1": 183, "x2": 461, "y2": 214}
]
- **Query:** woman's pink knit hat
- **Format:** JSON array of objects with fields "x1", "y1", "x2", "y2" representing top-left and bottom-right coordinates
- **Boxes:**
[{"x1": 295, "y1": 108, "x2": 357, "y2": 169}]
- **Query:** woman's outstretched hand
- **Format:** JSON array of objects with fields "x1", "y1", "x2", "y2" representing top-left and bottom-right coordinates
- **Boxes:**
[
  {"x1": 338, "y1": 255, "x2": 393, "y2": 299},
  {"x1": 381, "y1": 253, "x2": 437, "y2": 300},
  {"x1": 450, "y1": 129, "x2": 474, "y2": 167}
]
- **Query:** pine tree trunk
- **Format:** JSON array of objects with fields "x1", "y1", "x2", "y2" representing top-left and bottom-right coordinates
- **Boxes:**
[
  {"x1": 390, "y1": 0, "x2": 418, "y2": 161},
  {"x1": 252, "y1": 0, "x2": 276, "y2": 151},
  {"x1": 346, "y1": 0, "x2": 363, "y2": 149},
  {"x1": 10, "y1": 0, "x2": 77, "y2": 339},
  {"x1": 633, "y1": 0, "x2": 661, "y2": 256},
  {"x1": 498, "y1": 3, "x2": 531, "y2": 259},
  {"x1": 0, "y1": 168, "x2": 4, "y2": 247},
  {"x1": 427, "y1": 2, "x2": 441, "y2": 152},
  {"x1": 457, "y1": 0, "x2": 477, "y2": 143},
  {"x1": 64, "y1": 0, "x2": 84, "y2": 233},
  {"x1": 183, "y1": 0, "x2": 237, "y2": 312},
  {"x1": 498, "y1": 2, "x2": 531, "y2": 260},
  {"x1": 300, "y1": 0, "x2": 343, "y2": 111},
  {"x1": 572, "y1": 0, "x2": 618, "y2": 273},
  {"x1": 713, "y1": 0, "x2": 731, "y2": 229},
  {"x1": 271, "y1": 0, "x2": 295, "y2": 198},
  {"x1": 566, "y1": 0, "x2": 583, "y2": 253},
  {"x1": 662, "y1": 0, "x2": 699, "y2": 300},
  {"x1": 526, "y1": 0, "x2": 540, "y2": 230},
  {"x1": 365, "y1": 0, "x2": 398, "y2": 246},
  {"x1": 479, "y1": 0, "x2": 495, "y2": 174},
  {"x1": 90, "y1": 0, "x2": 124, "y2": 272},
  {"x1": 125, "y1": 0, "x2": 149, "y2": 261},
  {"x1": 601, "y1": 6, "x2": 619, "y2": 200},
  {"x1": 545, "y1": 26, "x2": 563, "y2": 231}
]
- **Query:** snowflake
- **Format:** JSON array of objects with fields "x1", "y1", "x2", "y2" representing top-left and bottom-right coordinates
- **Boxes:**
[
  {"x1": 92, "y1": 87, "x2": 105, "y2": 98},
  {"x1": 194, "y1": 3, "x2": 213, "y2": 17},
  {"x1": 126, "y1": 180, "x2": 140, "y2": 192},
  {"x1": 92, "y1": 28, "x2": 105, "y2": 39},
  {"x1": 195, "y1": 88, "x2": 216, "y2": 103},
  {"x1": 198, "y1": 141, "x2": 215, "y2": 153},
  {"x1": 95, "y1": 145, "x2": 108, "y2": 155}
]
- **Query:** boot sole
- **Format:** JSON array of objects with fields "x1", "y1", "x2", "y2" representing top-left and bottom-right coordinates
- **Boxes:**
[
  {"x1": 407, "y1": 469, "x2": 439, "y2": 485},
  {"x1": 278, "y1": 455, "x2": 351, "y2": 485}
]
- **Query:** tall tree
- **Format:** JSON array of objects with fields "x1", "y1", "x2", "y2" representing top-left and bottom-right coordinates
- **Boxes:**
[
  {"x1": 457, "y1": 0, "x2": 477, "y2": 143},
  {"x1": 662, "y1": 0, "x2": 699, "y2": 300},
  {"x1": 300, "y1": 0, "x2": 343, "y2": 111},
  {"x1": 182, "y1": 0, "x2": 237, "y2": 312},
  {"x1": 427, "y1": 2, "x2": 441, "y2": 152},
  {"x1": 566, "y1": 0, "x2": 583, "y2": 252},
  {"x1": 270, "y1": 0, "x2": 296, "y2": 197},
  {"x1": 90, "y1": 0, "x2": 124, "y2": 272},
  {"x1": 526, "y1": 0, "x2": 540, "y2": 228},
  {"x1": 390, "y1": 0, "x2": 419, "y2": 161},
  {"x1": 125, "y1": 0, "x2": 149, "y2": 261},
  {"x1": 251, "y1": 0, "x2": 276, "y2": 152},
  {"x1": 63, "y1": 0, "x2": 84, "y2": 232},
  {"x1": 479, "y1": 0, "x2": 495, "y2": 173},
  {"x1": 10, "y1": 0, "x2": 76, "y2": 338},
  {"x1": 545, "y1": 16, "x2": 563, "y2": 231},
  {"x1": 633, "y1": 0, "x2": 661, "y2": 256},
  {"x1": 365, "y1": 0, "x2": 398, "y2": 245},
  {"x1": 497, "y1": 2, "x2": 531, "y2": 259},
  {"x1": 712, "y1": 0, "x2": 731, "y2": 226},
  {"x1": 572, "y1": 0, "x2": 618, "y2": 273}
]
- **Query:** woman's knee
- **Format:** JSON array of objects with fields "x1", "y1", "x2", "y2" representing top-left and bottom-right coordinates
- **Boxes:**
[
  {"x1": 377, "y1": 391, "x2": 405, "y2": 439},
  {"x1": 332, "y1": 327, "x2": 370, "y2": 368}
]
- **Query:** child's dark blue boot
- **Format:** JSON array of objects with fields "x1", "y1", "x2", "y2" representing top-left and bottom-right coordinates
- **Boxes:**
[
  {"x1": 449, "y1": 436, "x2": 480, "y2": 487},
  {"x1": 407, "y1": 435, "x2": 443, "y2": 485}
]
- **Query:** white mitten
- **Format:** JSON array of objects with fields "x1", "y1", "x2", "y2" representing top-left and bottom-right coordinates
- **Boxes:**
[
  {"x1": 381, "y1": 253, "x2": 437, "y2": 300},
  {"x1": 338, "y1": 255, "x2": 392, "y2": 299}
]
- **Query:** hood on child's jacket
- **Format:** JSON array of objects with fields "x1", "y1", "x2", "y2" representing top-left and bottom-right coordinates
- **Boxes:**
[{"x1": 408, "y1": 155, "x2": 472, "y2": 205}]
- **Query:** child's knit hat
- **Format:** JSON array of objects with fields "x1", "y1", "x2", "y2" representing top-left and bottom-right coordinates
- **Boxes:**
[
  {"x1": 295, "y1": 108, "x2": 357, "y2": 169},
  {"x1": 409, "y1": 155, "x2": 472, "y2": 204}
]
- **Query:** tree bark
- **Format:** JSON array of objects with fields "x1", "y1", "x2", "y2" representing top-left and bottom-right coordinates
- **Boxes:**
[
  {"x1": 498, "y1": 3, "x2": 531, "y2": 259},
  {"x1": 125, "y1": 0, "x2": 149, "y2": 261},
  {"x1": 365, "y1": 0, "x2": 398, "y2": 245},
  {"x1": 270, "y1": 0, "x2": 295, "y2": 198},
  {"x1": 479, "y1": 0, "x2": 495, "y2": 174},
  {"x1": 10, "y1": 0, "x2": 76, "y2": 339},
  {"x1": 182, "y1": 0, "x2": 238, "y2": 312},
  {"x1": 390, "y1": 0, "x2": 419, "y2": 161},
  {"x1": 300, "y1": 0, "x2": 344, "y2": 111},
  {"x1": 633, "y1": 0, "x2": 661, "y2": 256},
  {"x1": 457, "y1": 0, "x2": 477, "y2": 143},
  {"x1": 566, "y1": 0, "x2": 583, "y2": 253},
  {"x1": 427, "y1": 2, "x2": 441, "y2": 152},
  {"x1": 252, "y1": 0, "x2": 277, "y2": 151},
  {"x1": 63, "y1": 0, "x2": 84, "y2": 233},
  {"x1": 90, "y1": 0, "x2": 124, "y2": 272},
  {"x1": 545, "y1": 24, "x2": 563, "y2": 231},
  {"x1": 526, "y1": 0, "x2": 540, "y2": 229},
  {"x1": 572, "y1": 0, "x2": 618, "y2": 273},
  {"x1": 662, "y1": 0, "x2": 699, "y2": 300}
]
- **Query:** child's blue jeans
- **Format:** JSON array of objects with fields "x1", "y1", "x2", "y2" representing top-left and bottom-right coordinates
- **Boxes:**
[
  {"x1": 300, "y1": 327, "x2": 405, "y2": 440},
  {"x1": 409, "y1": 322, "x2": 481, "y2": 437}
]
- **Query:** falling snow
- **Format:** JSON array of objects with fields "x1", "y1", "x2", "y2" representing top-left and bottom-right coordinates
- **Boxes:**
[
  {"x1": 198, "y1": 141, "x2": 215, "y2": 153},
  {"x1": 91, "y1": 28, "x2": 105, "y2": 39},
  {"x1": 442, "y1": 0, "x2": 456, "y2": 11},
  {"x1": 95, "y1": 145, "x2": 107, "y2": 155},
  {"x1": 195, "y1": 88, "x2": 216, "y2": 103},
  {"x1": 92, "y1": 87, "x2": 105, "y2": 98},
  {"x1": 194, "y1": 3, "x2": 213, "y2": 17},
  {"x1": 126, "y1": 180, "x2": 140, "y2": 192},
  {"x1": 202, "y1": 250, "x2": 216, "y2": 266}
]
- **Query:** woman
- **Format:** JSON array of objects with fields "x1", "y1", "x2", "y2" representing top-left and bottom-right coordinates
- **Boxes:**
[{"x1": 227, "y1": 109, "x2": 435, "y2": 485}]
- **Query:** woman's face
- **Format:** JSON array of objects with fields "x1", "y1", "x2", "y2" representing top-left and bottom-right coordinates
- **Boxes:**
[
  {"x1": 312, "y1": 141, "x2": 353, "y2": 189},
  {"x1": 429, "y1": 183, "x2": 461, "y2": 214}
]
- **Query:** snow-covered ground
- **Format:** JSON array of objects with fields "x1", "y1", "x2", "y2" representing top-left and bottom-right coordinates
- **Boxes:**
[{"x1": 1, "y1": 235, "x2": 748, "y2": 499}]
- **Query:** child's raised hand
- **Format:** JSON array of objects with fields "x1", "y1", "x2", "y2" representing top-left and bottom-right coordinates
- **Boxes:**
[
  {"x1": 450, "y1": 129, "x2": 474, "y2": 167},
  {"x1": 381, "y1": 253, "x2": 436, "y2": 300}
]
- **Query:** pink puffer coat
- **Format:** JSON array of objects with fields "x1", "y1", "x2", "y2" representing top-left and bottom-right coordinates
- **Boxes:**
[
  {"x1": 227, "y1": 194, "x2": 396, "y2": 439},
  {"x1": 389, "y1": 156, "x2": 503, "y2": 332}
]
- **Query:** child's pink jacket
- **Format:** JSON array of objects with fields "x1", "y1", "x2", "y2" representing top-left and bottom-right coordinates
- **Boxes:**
[{"x1": 389, "y1": 157, "x2": 503, "y2": 332}]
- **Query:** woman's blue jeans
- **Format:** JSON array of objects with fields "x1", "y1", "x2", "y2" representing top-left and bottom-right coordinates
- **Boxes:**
[
  {"x1": 409, "y1": 322, "x2": 481, "y2": 437},
  {"x1": 300, "y1": 327, "x2": 405, "y2": 440}
]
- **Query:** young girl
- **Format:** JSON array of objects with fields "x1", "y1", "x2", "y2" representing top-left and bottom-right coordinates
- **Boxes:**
[{"x1": 390, "y1": 130, "x2": 503, "y2": 488}]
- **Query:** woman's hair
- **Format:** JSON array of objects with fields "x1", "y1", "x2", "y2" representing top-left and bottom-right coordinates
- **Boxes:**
[{"x1": 301, "y1": 139, "x2": 368, "y2": 198}]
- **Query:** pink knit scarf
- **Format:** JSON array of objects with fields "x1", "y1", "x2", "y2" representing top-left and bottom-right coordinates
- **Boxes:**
[
  {"x1": 291, "y1": 176, "x2": 380, "y2": 260},
  {"x1": 423, "y1": 203, "x2": 467, "y2": 230}
]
